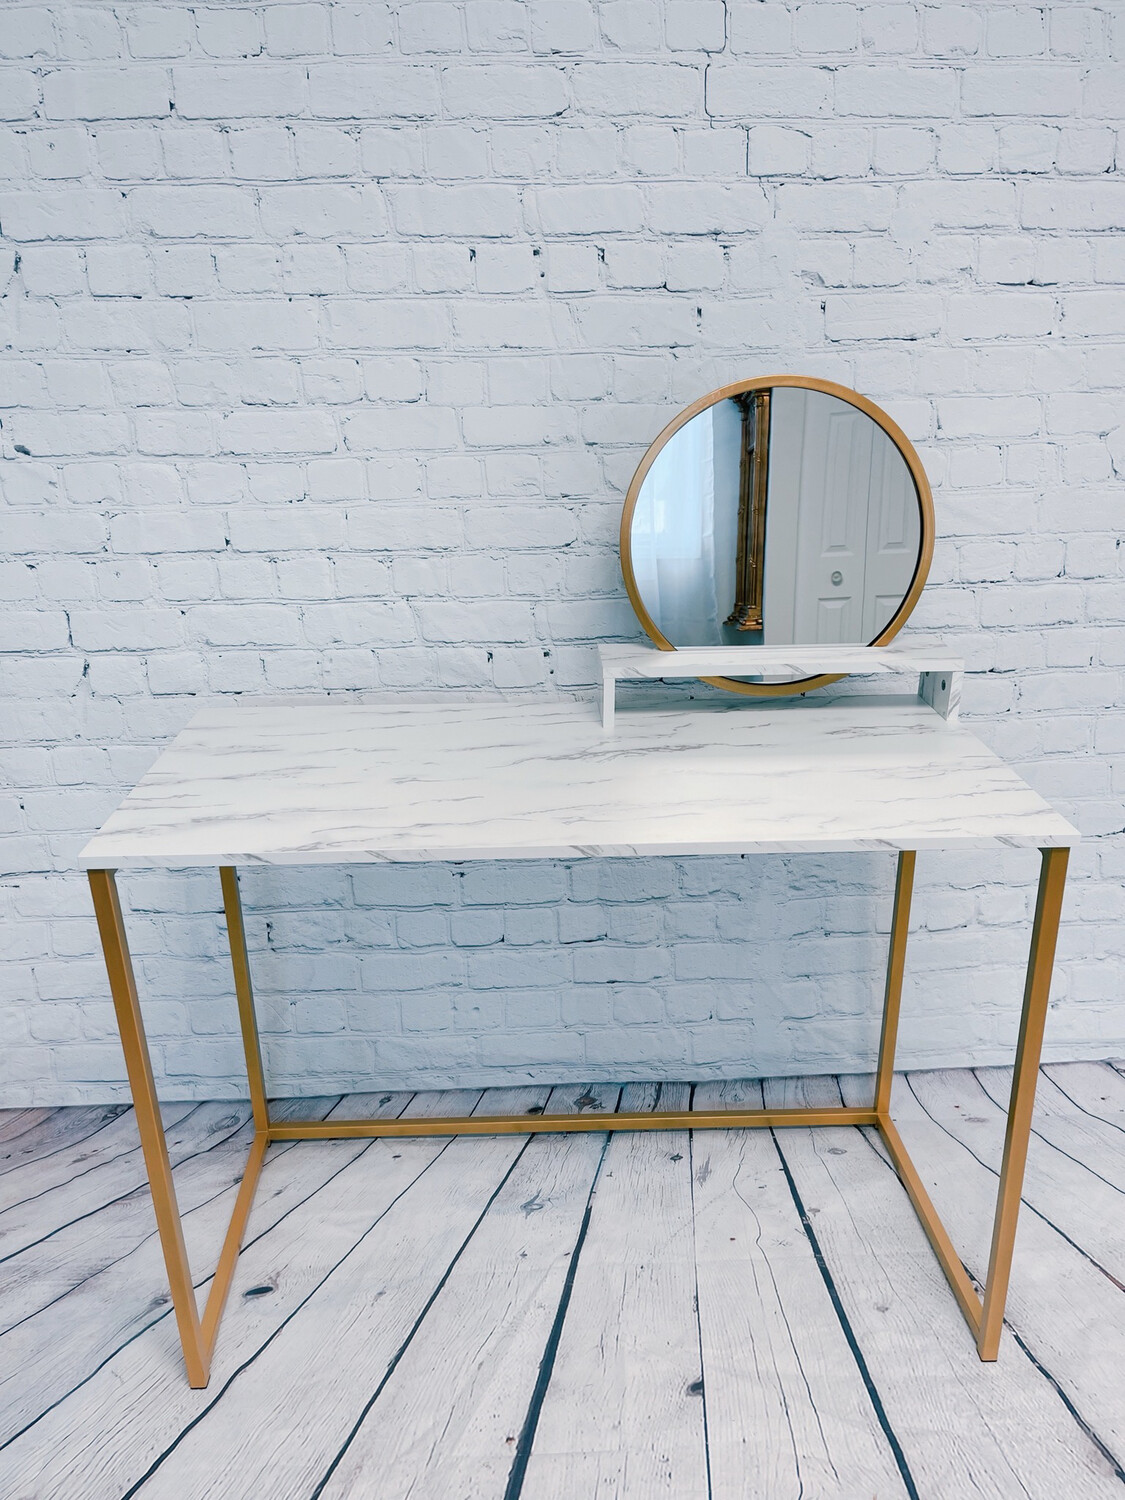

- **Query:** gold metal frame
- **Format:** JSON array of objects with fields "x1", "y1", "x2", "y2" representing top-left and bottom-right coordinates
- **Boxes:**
[
  {"x1": 618, "y1": 375, "x2": 937, "y2": 697},
  {"x1": 88, "y1": 847, "x2": 1067, "y2": 1387}
]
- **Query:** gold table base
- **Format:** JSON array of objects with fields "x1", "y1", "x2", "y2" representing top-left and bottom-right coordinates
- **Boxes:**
[{"x1": 88, "y1": 847, "x2": 1069, "y2": 1389}]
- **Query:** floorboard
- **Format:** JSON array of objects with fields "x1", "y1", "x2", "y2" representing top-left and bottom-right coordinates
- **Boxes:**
[
  {"x1": 131, "y1": 1087, "x2": 545, "y2": 1499},
  {"x1": 924, "y1": 1068, "x2": 1125, "y2": 1286},
  {"x1": 777, "y1": 1074, "x2": 1125, "y2": 1499},
  {"x1": 0, "y1": 1109, "x2": 56, "y2": 1146},
  {"x1": 860, "y1": 1071, "x2": 1125, "y2": 1463},
  {"x1": 0, "y1": 1105, "x2": 130, "y2": 1175},
  {"x1": 314, "y1": 1083, "x2": 616, "y2": 1500},
  {"x1": 0, "y1": 1103, "x2": 226, "y2": 1262},
  {"x1": 0, "y1": 1104, "x2": 197, "y2": 1213},
  {"x1": 517, "y1": 1082, "x2": 709, "y2": 1499},
  {"x1": 1, "y1": 1066, "x2": 1122, "y2": 1500},
  {"x1": 691, "y1": 1078, "x2": 911, "y2": 1500}
]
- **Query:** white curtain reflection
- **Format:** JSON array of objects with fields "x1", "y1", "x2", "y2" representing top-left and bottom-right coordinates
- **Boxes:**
[{"x1": 630, "y1": 407, "x2": 720, "y2": 645}]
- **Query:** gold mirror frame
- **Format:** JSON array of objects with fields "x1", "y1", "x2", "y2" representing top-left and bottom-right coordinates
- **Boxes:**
[{"x1": 618, "y1": 375, "x2": 936, "y2": 697}]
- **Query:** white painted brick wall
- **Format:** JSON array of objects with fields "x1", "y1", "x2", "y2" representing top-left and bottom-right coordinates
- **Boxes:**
[{"x1": 1, "y1": 1, "x2": 1123, "y2": 1105}]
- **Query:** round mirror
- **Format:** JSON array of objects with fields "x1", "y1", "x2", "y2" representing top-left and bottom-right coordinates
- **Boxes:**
[{"x1": 619, "y1": 376, "x2": 935, "y2": 696}]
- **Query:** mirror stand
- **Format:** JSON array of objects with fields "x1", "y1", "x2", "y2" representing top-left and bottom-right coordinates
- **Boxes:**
[{"x1": 598, "y1": 642, "x2": 963, "y2": 732}]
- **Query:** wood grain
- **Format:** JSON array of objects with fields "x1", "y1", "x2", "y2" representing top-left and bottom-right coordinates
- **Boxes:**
[
  {"x1": 0, "y1": 1109, "x2": 55, "y2": 1146},
  {"x1": 772, "y1": 1074, "x2": 1125, "y2": 1499},
  {"x1": 0, "y1": 1097, "x2": 349, "y2": 1443},
  {"x1": 0, "y1": 1103, "x2": 194, "y2": 1212},
  {"x1": 128, "y1": 1087, "x2": 550, "y2": 1499},
  {"x1": 866, "y1": 1070, "x2": 1125, "y2": 1459},
  {"x1": 518, "y1": 1083, "x2": 710, "y2": 1500},
  {"x1": 0, "y1": 1088, "x2": 484, "y2": 1498},
  {"x1": 0, "y1": 1106, "x2": 129, "y2": 1174},
  {"x1": 0, "y1": 1102, "x2": 222, "y2": 1261},
  {"x1": 691, "y1": 1078, "x2": 910, "y2": 1500},
  {"x1": 314, "y1": 1083, "x2": 619, "y2": 1500},
  {"x1": 3, "y1": 1070, "x2": 1123, "y2": 1500}
]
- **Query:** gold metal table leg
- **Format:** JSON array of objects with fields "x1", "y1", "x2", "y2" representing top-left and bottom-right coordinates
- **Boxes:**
[
  {"x1": 872, "y1": 846, "x2": 1070, "y2": 1359},
  {"x1": 90, "y1": 847, "x2": 1069, "y2": 1384},
  {"x1": 875, "y1": 850, "x2": 915, "y2": 1116},
  {"x1": 88, "y1": 868, "x2": 210, "y2": 1388},
  {"x1": 221, "y1": 867, "x2": 270, "y2": 1135},
  {"x1": 88, "y1": 867, "x2": 273, "y2": 1388},
  {"x1": 976, "y1": 845, "x2": 1069, "y2": 1359}
]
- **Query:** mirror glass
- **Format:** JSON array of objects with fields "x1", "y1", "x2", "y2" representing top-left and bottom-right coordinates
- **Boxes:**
[{"x1": 627, "y1": 386, "x2": 923, "y2": 652}]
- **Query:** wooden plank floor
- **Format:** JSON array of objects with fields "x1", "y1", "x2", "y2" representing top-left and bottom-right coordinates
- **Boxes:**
[{"x1": 1, "y1": 1064, "x2": 1123, "y2": 1499}]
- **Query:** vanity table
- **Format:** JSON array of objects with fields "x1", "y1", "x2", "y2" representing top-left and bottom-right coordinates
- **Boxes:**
[{"x1": 83, "y1": 376, "x2": 1078, "y2": 1388}]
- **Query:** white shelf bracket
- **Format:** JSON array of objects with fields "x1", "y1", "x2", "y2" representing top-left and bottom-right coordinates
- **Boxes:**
[{"x1": 599, "y1": 644, "x2": 964, "y2": 730}]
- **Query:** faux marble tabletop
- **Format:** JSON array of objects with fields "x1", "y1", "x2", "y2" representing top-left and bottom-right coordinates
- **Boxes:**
[{"x1": 79, "y1": 696, "x2": 1079, "y2": 869}]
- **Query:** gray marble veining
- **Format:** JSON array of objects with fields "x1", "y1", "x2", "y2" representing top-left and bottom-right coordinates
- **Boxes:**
[{"x1": 79, "y1": 696, "x2": 1079, "y2": 869}]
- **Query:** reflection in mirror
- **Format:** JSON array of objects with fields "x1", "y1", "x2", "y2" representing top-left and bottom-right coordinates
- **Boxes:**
[{"x1": 629, "y1": 387, "x2": 922, "y2": 649}]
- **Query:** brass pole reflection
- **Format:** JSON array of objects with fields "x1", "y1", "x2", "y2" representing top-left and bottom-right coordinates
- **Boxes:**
[{"x1": 725, "y1": 389, "x2": 770, "y2": 632}]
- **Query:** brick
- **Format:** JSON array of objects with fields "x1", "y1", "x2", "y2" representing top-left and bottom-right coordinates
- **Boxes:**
[
  {"x1": 0, "y1": 188, "x2": 124, "y2": 239},
  {"x1": 749, "y1": 126, "x2": 810, "y2": 176},
  {"x1": 860, "y1": 5, "x2": 918, "y2": 53},
  {"x1": 466, "y1": 1, "x2": 528, "y2": 51},
  {"x1": 1057, "y1": 127, "x2": 1115, "y2": 177},
  {"x1": 389, "y1": 183, "x2": 521, "y2": 236},
  {"x1": 126, "y1": 8, "x2": 194, "y2": 58},
  {"x1": 194, "y1": 299, "x2": 320, "y2": 351},
  {"x1": 795, "y1": 4, "x2": 859, "y2": 53},
  {"x1": 309, "y1": 62, "x2": 439, "y2": 117},
  {"x1": 329, "y1": 4, "x2": 393, "y2": 54},
  {"x1": 160, "y1": 124, "x2": 228, "y2": 179},
  {"x1": 530, "y1": 184, "x2": 644, "y2": 235},
  {"x1": 667, "y1": 1, "x2": 725, "y2": 52},
  {"x1": 172, "y1": 64, "x2": 308, "y2": 118},
  {"x1": 836, "y1": 65, "x2": 959, "y2": 116},
  {"x1": 573, "y1": 61, "x2": 701, "y2": 117},
  {"x1": 346, "y1": 243, "x2": 410, "y2": 292},
  {"x1": 263, "y1": 4, "x2": 331, "y2": 56},
  {"x1": 987, "y1": 7, "x2": 1045, "y2": 58},
  {"x1": 291, "y1": 123, "x2": 360, "y2": 176},
  {"x1": 1022, "y1": 182, "x2": 1125, "y2": 232},
  {"x1": 0, "y1": 9, "x2": 56, "y2": 59},
  {"x1": 442, "y1": 62, "x2": 569, "y2": 117},
  {"x1": 923, "y1": 6, "x2": 982, "y2": 57},
  {"x1": 707, "y1": 64, "x2": 832, "y2": 119},
  {"x1": 946, "y1": 292, "x2": 1056, "y2": 341},
  {"x1": 26, "y1": 127, "x2": 91, "y2": 179},
  {"x1": 728, "y1": 4, "x2": 791, "y2": 53},
  {"x1": 56, "y1": 9, "x2": 123, "y2": 61},
  {"x1": 621, "y1": 123, "x2": 678, "y2": 176},
  {"x1": 825, "y1": 292, "x2": 943, "y2": 341},
  {"x1": 398, "y1": 2, "x2": 463, "y2": 53},
  {"x1": 778, "y1": 182, "x2": 893, "y2": 231},
  {"x1": 259, "y1": 184, "x2": 386, "y2": 238},
  {"x1": 343, "y1": 405, "x2": 459, "y2": 451},
  {"x1": 302, "y1": 601, "x2": 415, "y2": 647},
  {"x1": 129, "y1": 186, "x2": 258, "y2": 238},
  {"x1": 1062, "y1": 293, "x2": 1125, "y2": 338},
  {"x1": 648, "y1": 182, "x2": 769, "y2": 234},
  {"x1": 42, "y1": 65, "x2": 171, "y2": 119},
  {"x1": 219, "y1": 410, "x2": 338, "y2": 456},
  {"x1": 962, "y1": 64, "x2": 1082, "y2": 117},
  {"x1": 94, "y1": 124, "x2": 163, "y2": 180}
]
